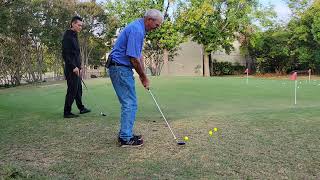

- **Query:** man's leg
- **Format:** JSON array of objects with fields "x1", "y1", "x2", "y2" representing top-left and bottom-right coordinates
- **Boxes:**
[
  {"x1": 64, "y1": 72, "x2": 79, "y2": 117},
  {"x1": 75, "y1": 77, "x2": 85, "y2": 110},
  {"x1": 76, "y1": 78, "x2": 91, "y2": 114},
  {"x1": 109, "y1": 66, "x2": 137, "y2": 142}
]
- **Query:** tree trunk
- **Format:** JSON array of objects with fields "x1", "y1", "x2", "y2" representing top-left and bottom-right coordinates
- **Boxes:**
[
  {"x1": 203, "y1": 47, "x2": 210, "y2": 77},
  {"x1": 37, "y1": 45, "x2": 44, "y2": 81},
  {"x1": 209, "y1": 53, "x2": 213, "y2": 76},
  {"x1": 150, "y1": 55, "x2": 157, "y2": 76},
  {"x1": 80, "y1": 38, "x2": 90, "y2": 79},
  {"x1": 162, "y1": 49, "x2": 169, "y2": 76},
  {"x1": 55, "y1": 51, "x2": 64, "y2": 80},
  {"x1": 80, "y1": 46, "x2": 86, "y2": 79}
]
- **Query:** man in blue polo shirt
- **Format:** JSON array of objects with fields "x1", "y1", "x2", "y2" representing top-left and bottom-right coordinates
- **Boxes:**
[{"x1": 108, "y1": 9, "x2": 163, "y2": 147}]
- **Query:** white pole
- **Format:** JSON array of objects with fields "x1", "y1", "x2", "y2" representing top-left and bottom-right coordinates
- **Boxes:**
[
  {"x1": 309, "y1": 69, "x2": 311, "y2": 83},
  {"x1": 246, "y1": 71, "x2": 249, "y2": 84},
  {"x1": 294, "y1": 80, "x2": 297, "y2": 105}
]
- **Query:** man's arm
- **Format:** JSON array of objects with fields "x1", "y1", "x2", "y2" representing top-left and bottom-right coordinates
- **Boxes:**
[
  {"x1": 140, "y1": 56, "x2": 145, "y2": 71},
  {"x1": 63, "y1": 36, "x2": 79, "y2": 76},
  {"x1": 130, "y1": 57, "x2": 149, "y2": 89}
]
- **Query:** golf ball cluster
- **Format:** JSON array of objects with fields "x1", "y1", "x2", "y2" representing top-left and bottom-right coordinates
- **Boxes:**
[
  {"x1": 182, "y1": 127, "x2": 219, "y2": 142},
  {"x1": 209, "y1": 128, "x2": 218, "y2": 136}
]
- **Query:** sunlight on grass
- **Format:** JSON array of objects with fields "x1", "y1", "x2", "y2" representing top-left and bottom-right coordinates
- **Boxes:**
[{"x1": 1, "y1": 77, "x2": 320, "y2": 179}]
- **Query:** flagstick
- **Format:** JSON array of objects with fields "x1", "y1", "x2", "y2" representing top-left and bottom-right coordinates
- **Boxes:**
[
  {"x1": 294, "y1": 80, "x2": 297, "y2": 105},
  {"x1": 246, "y1": 71, "x2": 249, "y2": 84},
  {"x1": 308, "y1": 69, "x2": 311, "y2": 83}
]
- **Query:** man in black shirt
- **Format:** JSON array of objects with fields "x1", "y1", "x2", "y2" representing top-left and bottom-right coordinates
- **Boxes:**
[{"x1": 62, "y1": 16, "x2": 90, "y2": 118}]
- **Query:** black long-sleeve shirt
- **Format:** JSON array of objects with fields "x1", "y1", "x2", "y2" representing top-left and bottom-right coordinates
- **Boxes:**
[{"x1": 62, "y1": 29, "x2": 81, "y2": 72}]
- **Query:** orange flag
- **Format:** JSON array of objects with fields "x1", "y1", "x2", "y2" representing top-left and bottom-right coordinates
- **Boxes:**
[{"x1": 290, "y1": 72, "x2": 297, "y2": 80}]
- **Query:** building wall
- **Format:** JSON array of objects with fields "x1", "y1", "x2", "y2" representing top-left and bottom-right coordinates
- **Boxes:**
[
  {"x1": 168, "y1": 41, "x2": 203, "y2": 76},
  {"x1": 211, "y1": 41, "x2": 247, "y2": 65},
  {"x1": 167, "y1": 40, "x2": 248, "y2": 76}
]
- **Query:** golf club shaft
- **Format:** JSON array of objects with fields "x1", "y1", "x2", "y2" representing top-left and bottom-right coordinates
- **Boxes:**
[
  {"x1": 81, "y1": 78, "x2": 105, "y2": 115},
  {"x1": 81, "y1": 78, "x2": 88, "y2": 90},
  {"x1": 148, "y1": 89, "x2": 177, "y2": 140}
]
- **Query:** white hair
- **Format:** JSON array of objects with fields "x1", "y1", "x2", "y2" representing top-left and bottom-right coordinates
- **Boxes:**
[{"x1": 144, "y1": 9, "x2": 164, "y2": 22}]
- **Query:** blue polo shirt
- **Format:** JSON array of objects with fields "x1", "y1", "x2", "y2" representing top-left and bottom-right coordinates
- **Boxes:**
[{"x1": 110, "y1": 18, "x2": 146, "y2": 67}]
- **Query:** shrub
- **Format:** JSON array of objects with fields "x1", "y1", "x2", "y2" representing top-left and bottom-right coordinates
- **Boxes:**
[{"x1": 211, "y1": 60, "x2": 246, "y2": 76}]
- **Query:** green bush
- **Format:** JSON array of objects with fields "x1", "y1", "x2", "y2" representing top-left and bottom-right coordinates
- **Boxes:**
[
  {"x1": 211, "y1": 60, "x2": 245, "y2": 76},
  {"x1": 233, "y1": 62, "x2": 246, "y2": 75}
]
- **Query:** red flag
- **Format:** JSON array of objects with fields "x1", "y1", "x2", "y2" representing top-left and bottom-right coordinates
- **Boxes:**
[
  {"x1": 244, "y1": 68, "x2": 249, "y2": 74},
  {"x1": 290, "y1": 72, "x2": 297, "y2": 80}
]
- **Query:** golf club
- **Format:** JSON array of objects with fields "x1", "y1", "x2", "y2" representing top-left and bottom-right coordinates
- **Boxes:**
[
  {"x1": 81, "y1": 78, "x2": 107, "y2": 116},
  {"x1": 148, "y1": 88, "x2": 185, "y2": 145}
]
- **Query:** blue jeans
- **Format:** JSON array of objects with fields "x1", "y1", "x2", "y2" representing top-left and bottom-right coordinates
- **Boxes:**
[{"x1": 108, "y1": 66, "x2": 137, "y2": 141}]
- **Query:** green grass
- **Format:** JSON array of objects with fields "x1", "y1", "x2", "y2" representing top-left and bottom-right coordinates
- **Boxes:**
[{"x1": 1, "y1": 77, "x2": 320, "y2": 179}]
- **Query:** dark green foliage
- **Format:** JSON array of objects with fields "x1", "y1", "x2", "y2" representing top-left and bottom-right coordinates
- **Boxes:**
[
  {"x1": 244, "y1": 1, "x2": 320, "y2": 74},
  {"x1": 210, "y1": 60, "x2": 246, "y2": 76},
  {"x1": 0, "y1": 0, "x2": 109, "y2": 86}
]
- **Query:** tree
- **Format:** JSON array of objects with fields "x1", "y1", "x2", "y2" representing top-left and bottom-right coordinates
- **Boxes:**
[
  {"x1": 0, "y1": 0, "x2": 14, "y2": 7},
  {"x1": 244, "y1": 0, "x2": 320, "y2": 74},
  {"x1": 0, "y1": 0, "x2": 37, "y2": 85},
  {"x1": 177, "y1": 0, "x2": 259, "y2": 76},
  {"x1": 287, "y1": 0, "x2": 320, "y2": 72},
  {"x1": 285, "y1": 0, "x2": 313, "y2": 17},
  {"x1": 247, "y1": 27, "x2": 291, "y2": 74},
  {"x1": 145, "y1": 15, "x2": 185, "y2": 75},
  {"x1": 239, "y1": 3, "x2": 277, "y2": 72},
  {"x1": 75, "y1": 1, "x2": 108, "y2": 78},
  {"x1": 38, "y1": 0, "x2": 75, "y2": 79},
  {"x1": 0, "y1": 0, "x2": 112, "y2": 86},
  {"x1": 105, "y1": 0, "x2": 185, "y2": 76}
]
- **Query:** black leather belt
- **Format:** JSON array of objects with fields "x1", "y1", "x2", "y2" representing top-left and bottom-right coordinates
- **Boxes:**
[{"x1": 109, "y1": 61, "x2": 131, "y2": 68}]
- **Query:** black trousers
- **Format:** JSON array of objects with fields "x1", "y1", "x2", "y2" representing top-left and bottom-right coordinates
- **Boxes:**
[{"x1": 64, "y1": 72, "x2": 84, "y2": 114}]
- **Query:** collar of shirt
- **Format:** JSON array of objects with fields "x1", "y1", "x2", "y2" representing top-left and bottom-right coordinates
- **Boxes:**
[
  {"x1": 138, "y1": 18, "x2": 146, "y2": 35},
  {"x1": 67, "y1": 29, "x2": 77, "y2": 37}
]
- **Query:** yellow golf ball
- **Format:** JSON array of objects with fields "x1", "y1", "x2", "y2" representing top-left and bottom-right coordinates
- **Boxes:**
[
  {"x1": 213, "y1": 127, "x2": 218, "y2": 132},
  {"x1": 184, "y1": 136, "x2": 189, "y2": 141},
  {"x1": 209, "y1": 130, "x2": 213, "y2": 136}
]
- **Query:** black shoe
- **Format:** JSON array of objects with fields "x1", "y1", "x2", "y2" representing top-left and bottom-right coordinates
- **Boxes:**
[
  {"x1": 119, "y1": 137, "x2": 144, "y2": 147},
  {"x1": 80, "y1": 108, "x2": 91, "y2": 114},
  {"x1": 118, "y1": 134, "x2": 142, "y2": 143},
  {"x1": 64, "y1": 113, "x2": 79, "y2": 118}
]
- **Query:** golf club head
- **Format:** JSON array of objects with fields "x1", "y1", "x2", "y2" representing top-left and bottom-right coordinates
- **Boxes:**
[
  {"x1": 177, "y1": 141, "x2": 186, "y2": 145},
  {"x1": 100, "y1": 112, "x2": 106, "y2": 116}
]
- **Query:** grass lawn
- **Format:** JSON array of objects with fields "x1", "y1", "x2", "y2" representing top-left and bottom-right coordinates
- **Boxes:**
[{"x1": 0, "y1": 76, "x2": 320, "y2": 179}]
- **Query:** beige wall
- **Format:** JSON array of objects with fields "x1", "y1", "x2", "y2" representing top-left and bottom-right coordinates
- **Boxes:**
[
  {"x1": 168, "y1": 41, "x2": 203, "y2": 76},
  {"x1": 167, "y1": 40, "x2": 248, "y2": 76},
  {"x1": 211, "y1": 41, "x2": 247, "y2": 65}
]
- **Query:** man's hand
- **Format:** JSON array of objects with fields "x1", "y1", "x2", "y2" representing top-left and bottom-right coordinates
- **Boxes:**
[
  {"x1": 139, "y1": 76, "x2": 150, "y2": 89},
  {"x1": 130, "y1": 58, "x2": 150, "y2": 89},
  {"x1": 80, "y1": 69, "x2": 83, "y2": 78},
  {"x1": 73, "y1": 67, "x2": 80, "y2": 76}
]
